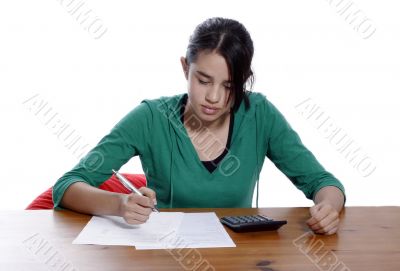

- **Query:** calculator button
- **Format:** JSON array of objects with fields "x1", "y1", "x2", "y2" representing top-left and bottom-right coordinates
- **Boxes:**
[
  {"x1": 224, "y1": 217, "x2": 239, "y2": 225},
  {"x1": 247, "y1": 217, "x2": 254, "y2": 222},
  {"x1": 257, "y1": 215, "x2": 271, "y2": 221}
]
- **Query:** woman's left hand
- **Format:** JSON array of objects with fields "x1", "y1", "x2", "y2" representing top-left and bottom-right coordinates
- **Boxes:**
[{"x1": 306, "y1": 201, "x2": 340, "y2": 235}]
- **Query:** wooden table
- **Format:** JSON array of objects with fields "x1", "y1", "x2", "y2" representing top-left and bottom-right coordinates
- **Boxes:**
[{"x1": 0, "y1": 207, "x2": 399, "y2": 271}]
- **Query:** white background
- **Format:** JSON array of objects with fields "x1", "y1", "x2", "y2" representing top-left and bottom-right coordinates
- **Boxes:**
[{"x1": 0, "y1": 0, "x2": 399, "y2": 210}]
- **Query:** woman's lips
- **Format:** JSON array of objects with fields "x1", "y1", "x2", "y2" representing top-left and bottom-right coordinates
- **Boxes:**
[{"x1": 201, "y1": 105, "x2": 219, "y2": 115}]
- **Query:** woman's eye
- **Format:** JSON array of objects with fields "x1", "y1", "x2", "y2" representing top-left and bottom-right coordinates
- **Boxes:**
[
  {"x1": 198, "y1": 79, "x2": 209, "y2": 85},
  {"x1": 198, "y1": 79, "x2": 230, "y2": 89}
]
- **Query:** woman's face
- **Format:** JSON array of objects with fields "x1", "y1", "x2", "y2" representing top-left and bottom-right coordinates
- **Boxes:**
[{"x1": 181, "y1": 51, "x2": 233, "y2": 126}]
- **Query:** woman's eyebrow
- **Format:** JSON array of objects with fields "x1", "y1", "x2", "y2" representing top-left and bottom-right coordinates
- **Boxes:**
[{"x1": 195, "y1": 70, "x2": 231, "y2": 83}]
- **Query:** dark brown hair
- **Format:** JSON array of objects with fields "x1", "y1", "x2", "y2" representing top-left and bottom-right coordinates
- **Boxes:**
[{"x1": 185, "y1": 17, "x2": 255, "y2": 111}]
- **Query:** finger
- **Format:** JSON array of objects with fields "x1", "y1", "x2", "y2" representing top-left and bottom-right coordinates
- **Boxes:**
[
  {"x1": 309, "y1": 211, "x2": 339, "y2": 231},
  {"x1": 309, "y1": 203, "x2": 323, "y2": 217},
  {"x1": 326, "y1": 226, "x2": 339, "y2": 235},
  {"x1": 307, "y1": 204, "x2": 323, "y2": 225},
  {"x1": 132, "y1": 203, "x2": 153, "y2": 216},
  {"x1": 306, "y1": 216, "x2": 316, "y2": 226},
  {"x1": 125, "y1": 201, "x2": 152, "y2": 217},
  {"x1": 122, "y1": 205, "x2": 151, "y2": 218},
  {"x1": 314, "y1": 218, "x2": 339, "y2": 234},
  {"x1": 315, "y1": 225, "x2": 339, "y2": 235},
  {"x1": 309, "y1": 211, "x2": 338, "y2": 232},
  {"x1": 319, "y1": 203, "x2": 336, "y2": 215},
  {"x1": 307, "y1": 204, "x2": 333, "y2": 226},
  {"x1": 127, "y1": 193, "x2": 153, "y2": 209},
  {"x1": 307, "y1": 212, "x2": 330, "y2": 227},
  {"x1": 124, "y1": 205, "x2": 152, "y2": 218},
  {"x1": 126, "y1": 211, "x2": 150, "y2": 222},
  {"x1": 139, "y1": 187, "x2": 157, "y2": 204}
]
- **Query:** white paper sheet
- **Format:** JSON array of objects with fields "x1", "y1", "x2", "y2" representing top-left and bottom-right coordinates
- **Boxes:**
[
  {"x1": 73, "y1": 212, "x2": 184, "y2": 246},
  {"x1": 136, "y1": 212, "x2": 236, "y2": 250},
  {"x1": 73, "y1": 212, "x2": 236, "y2": 249}
]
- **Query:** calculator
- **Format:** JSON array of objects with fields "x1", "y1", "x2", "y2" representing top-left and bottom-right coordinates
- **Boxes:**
[{"x1": 220, "y1": 214, "x2": 287, "y2": 232}]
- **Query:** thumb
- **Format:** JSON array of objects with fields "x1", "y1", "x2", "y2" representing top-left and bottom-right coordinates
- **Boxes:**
[
  {"x1": 307, "y1": 203, "x2": 324, "y2": 225},
  {"x1": 310, "y1": 203, "x2": 323, "y2": 217}
]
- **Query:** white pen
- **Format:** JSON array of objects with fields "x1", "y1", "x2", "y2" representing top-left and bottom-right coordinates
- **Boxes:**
[{"x1": 112, "y1": 169, "x2": 159, "y2": 212}]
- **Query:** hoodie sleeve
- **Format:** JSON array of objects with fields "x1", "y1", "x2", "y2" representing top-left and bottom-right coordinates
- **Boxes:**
[
  {"x1": 262, "y1": 97, "x2": 346, "y2": 201},
  {"x1": 52, "y1": 101, "x2": 153, "y2": 209}
]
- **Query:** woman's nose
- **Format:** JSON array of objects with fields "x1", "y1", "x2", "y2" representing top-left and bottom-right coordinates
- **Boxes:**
[{"x1": 205, "y1": 87, "x2": 221, "y2": 104}]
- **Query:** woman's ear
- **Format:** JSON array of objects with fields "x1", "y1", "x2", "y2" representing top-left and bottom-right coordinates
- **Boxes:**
[{"x1": 180, "y1": 57, "x2": 189, "y2": 80}]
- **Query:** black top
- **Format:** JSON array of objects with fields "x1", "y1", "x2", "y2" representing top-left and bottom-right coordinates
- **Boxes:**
[{"x1": 180, "y1": 94, "x2": 234, "y2": 173}]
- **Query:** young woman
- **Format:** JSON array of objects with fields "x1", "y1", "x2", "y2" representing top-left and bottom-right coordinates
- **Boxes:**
[{"x1": 54, "y1": 17, "x2": 345, "y2": 235}]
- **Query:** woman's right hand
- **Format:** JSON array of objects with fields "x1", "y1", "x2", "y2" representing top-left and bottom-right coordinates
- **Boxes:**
[{"x1": 119, "y1": 187, "x2": 157, "y2": 225}]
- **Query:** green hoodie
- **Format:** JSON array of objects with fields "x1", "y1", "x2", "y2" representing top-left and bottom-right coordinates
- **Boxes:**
[{"x1": 53, "y1": 92, "x2": 345, "y2": 209}]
